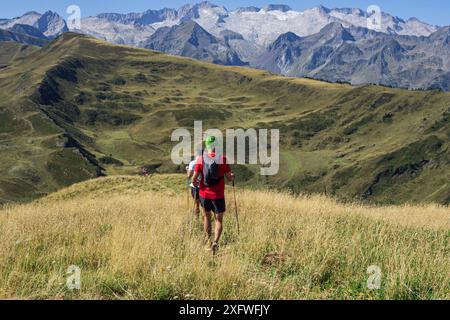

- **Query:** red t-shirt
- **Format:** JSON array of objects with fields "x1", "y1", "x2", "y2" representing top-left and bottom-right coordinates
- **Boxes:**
[{"x1": 194, "y1": 153, "x2": 231, "y2": 200}]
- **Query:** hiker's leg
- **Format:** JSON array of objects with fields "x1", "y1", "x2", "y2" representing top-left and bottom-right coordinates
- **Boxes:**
[
  {"x1": 214, "y1": 212, "x2": 224, "y2": 243},
  {"x1": 202, "y1": 209, "x2": 212, "y2": 240},
  {"x1": 200, "y1": 198, "x2": 212, "y2": 240},
  {"x1": 195, "y1": 189, "x2": 200, "y2": 217},
  {"x1": 194, "y1": 200, "x2": 200, "y2": 218},
  {"x1": 212, "y1": 198, "x2": 226, "y2": 244},
  {"x1": 192, "y1": 188, "x2": 200, "y2": 218}
]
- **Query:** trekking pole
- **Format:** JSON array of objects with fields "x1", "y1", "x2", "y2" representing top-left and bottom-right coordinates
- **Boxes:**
[
  {"x1": 189, "y1": 194, "x2": 196, "y2": 235},
  {"x1": 186, "y1": 177, "x2": 190, "y2": 211},
  {"x1": 232, "y1": 180, "x2": 240, "y2": 235}
]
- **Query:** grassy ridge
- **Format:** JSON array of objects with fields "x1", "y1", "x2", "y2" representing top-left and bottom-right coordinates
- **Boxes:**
[
  {"x1": 0, "y1": 42, "x2": 38, "y2": 67},
  {"x1": 0, "y1": 175, "x2": 448, "y2": 300},
  {"x1": 0, "y1": 33, "x2": 449, "y2": 204}
]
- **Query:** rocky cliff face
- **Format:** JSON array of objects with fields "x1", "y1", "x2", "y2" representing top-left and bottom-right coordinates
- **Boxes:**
[
  {"x1": 2, "y1": 2, "x2": 448, "y2": 90},
  {"x1": 142, "y1": 20, "x2": 246, "y2": 66},
  {"x1": 0, "y1": 11, "x2": 68, "y2": 39}
]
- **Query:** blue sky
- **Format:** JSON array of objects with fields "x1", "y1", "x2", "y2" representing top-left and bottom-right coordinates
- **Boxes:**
[{"x1": 2, "y1": 1, "x2": 449, "y2": 26}]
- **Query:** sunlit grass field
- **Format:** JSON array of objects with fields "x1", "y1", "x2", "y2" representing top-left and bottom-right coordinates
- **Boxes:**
[{"x1": 0, "y1": 175, "x2": 448, "y2": 300}]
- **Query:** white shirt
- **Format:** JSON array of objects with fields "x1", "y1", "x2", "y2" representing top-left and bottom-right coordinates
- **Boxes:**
[{"x1": 189, "y1": 159, "x2": 201, "y2": 187}]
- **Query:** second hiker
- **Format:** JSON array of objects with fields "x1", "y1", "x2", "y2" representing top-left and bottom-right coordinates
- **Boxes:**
[{"x1": 186, "y1": 150, "x2": 202, "y2": 219}]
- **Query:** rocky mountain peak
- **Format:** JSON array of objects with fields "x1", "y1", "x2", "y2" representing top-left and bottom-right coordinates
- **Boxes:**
[
  {"x1": 235, "y1": 6, "x2": 260, "y2": 13},
  {"x1": 270, "y1": 32, "x2": 302, "y2": 50},
  {"x1": 319, "y1": 22, "x2": 355, "y2": 42},
  {"x1": 35, "y1": 11, "x2": 68, "y2": 38},
  {"x1": 264, "y1": 4, "x2": 292, "y2": 12},
  {"x1": 430, "y1": 26, "x2": 450, "y2": 41}
]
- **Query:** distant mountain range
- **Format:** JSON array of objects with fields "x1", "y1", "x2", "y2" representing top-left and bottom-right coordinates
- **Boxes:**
[
  {"x1": 257, "y1": 23, "x2": 450, "y2": 91},
  {"x1": 1, "y1": 2, "x2": 449, "y2": 90}
]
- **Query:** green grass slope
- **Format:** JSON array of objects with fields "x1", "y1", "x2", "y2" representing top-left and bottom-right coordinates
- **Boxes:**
[
  {"x1": 0, "y1": 33, "x2": 449, "y2": 205},
  {"x1": 0, "y1": 41, "x2": 38, "y2": 68}
]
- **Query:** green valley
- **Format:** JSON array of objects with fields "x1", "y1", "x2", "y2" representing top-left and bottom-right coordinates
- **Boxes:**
[{"x1": 0, "y1": 33, "x2": 449, "y2": 205}]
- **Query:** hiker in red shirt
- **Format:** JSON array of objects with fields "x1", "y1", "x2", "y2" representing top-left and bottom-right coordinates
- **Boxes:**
[{"x1": 192, "y1": 136, "x2": 234, "y2": 254}]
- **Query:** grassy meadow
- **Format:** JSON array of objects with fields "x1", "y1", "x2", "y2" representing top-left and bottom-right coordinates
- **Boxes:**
[{"x1": 0, "y1": 175, "x2": 448, "y2": 300}]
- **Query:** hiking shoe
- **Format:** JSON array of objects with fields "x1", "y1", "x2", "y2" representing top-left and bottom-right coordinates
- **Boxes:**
[
  {"x1": 211, "y1": 242, "x2": 219, "y2": 255},
  {"x1": 203, "y1": 239, "x2": 212, "y2": 251}
]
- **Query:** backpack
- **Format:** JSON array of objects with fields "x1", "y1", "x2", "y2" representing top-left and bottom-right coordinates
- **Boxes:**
[{"x1": 203, "y1": 156, "x2": 223, "y2": 187}]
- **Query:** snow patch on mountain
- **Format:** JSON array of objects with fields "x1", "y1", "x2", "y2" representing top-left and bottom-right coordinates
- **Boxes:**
[{"x1": 75, "y1": 17, "x2": 157, "y2": 45}]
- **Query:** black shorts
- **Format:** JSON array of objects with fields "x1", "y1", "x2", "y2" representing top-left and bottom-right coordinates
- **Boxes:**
[
  {"x1": 199, "y1": 197, "x2": 226, "y2": 214},
  {"x1": 191, "y1": 187, "x2": 200, "y2": 200}
]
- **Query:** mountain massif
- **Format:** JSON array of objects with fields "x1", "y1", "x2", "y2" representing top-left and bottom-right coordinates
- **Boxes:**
[
  {"x1": 1, "y1": 2, "x2": 449, "y2": 90},
  {"x1": 0, "y1": 10, "x2": 67, "y2": 39},
  {"x1": 257, "y1": 23, "x2": 450, "y2": 91},
  {"x1": 142, "y1": 20, "x2": 245, "y2": 66},
  {"x1": 0, "y1": 10, "x2": 66, "y2": 47},
  {"x1": 0, "y1": 33, "x2": 449, "y2": 205}
]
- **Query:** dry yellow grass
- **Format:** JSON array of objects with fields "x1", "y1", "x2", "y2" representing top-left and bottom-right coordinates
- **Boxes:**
[{"x1": 0, "y1": 175, "x2": 448, "y2": 300}]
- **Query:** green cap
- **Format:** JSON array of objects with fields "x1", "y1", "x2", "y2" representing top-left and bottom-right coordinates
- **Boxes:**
[{"x1": 205, "y1": 136, "x2": 216, "y2": 149}]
